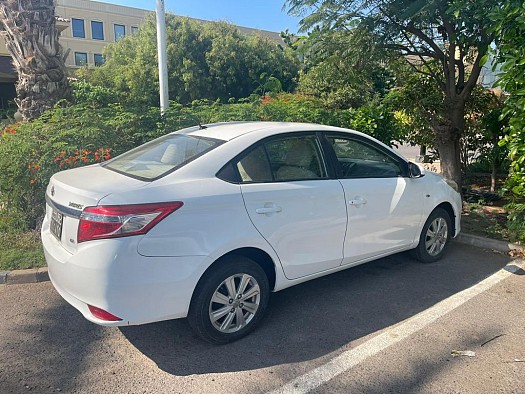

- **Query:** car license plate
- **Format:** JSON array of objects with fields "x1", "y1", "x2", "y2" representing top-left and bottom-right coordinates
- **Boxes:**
[{"x1": 50, "y1": 209, "x2": 63, "y2": 240}]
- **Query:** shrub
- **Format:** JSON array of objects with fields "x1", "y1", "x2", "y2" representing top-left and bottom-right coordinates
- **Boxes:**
[
  {"x1": 345, "y1": 104, "x2": 403, "y2": 147},
  {"x1": 257, "y1": 94, "x2": 402, "y2": 146},
  {"x1": 258, "y1": 94, "x2": 342, "y2": 125},
  {"x1": 505, "y1": 203, "x2": 525, "y2": 243},
  {"x1": 71, "y1": 80, "x2": 121, "y2": 107},
  {"x1": 0, "y1": 104, "x2": 157, "y2": 229},
  {"x1": 0, "y1": 94, "x2": 403, "y2": 230}
]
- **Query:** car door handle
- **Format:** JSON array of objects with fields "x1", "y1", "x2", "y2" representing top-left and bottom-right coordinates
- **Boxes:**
[
  {"x1": 348, "y1": 197, "x2": 367, "y2": 206},
  {"x1": 256, "y1": 206, "x2": 282, "y2": 214}
]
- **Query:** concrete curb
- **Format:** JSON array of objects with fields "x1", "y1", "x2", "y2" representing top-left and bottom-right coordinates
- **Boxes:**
[
  {"x1": 0, "y1": 267, "x2": 49, "y2": 286},
  {"x1": 455, "y1": 233, "x2": 524, "y2": 254},
  {"x1": 0, "y1": 234, "x2": 523, "y2": 286}
]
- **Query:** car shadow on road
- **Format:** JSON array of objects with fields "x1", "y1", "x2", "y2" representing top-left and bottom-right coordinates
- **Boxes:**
[{"x1": 119, "y1": 243, "x2": 510, "y2": 376}]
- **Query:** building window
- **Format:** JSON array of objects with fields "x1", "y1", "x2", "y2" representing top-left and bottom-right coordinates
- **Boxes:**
[
  {"x1": 91, "y1": 21, "x2": 104, "y2": 40},
  {"x1": 131, "y1": 26, "x2": 139, "y2": 35},
  {"x1": 94, "y1": 54, "x2": 104, "y2": 67},
  {"x1": 114, "y1": 24, "x2": 126, "y2": 41},
  {"x1": 74, "y1": 52, "x2": 88, "y2": 66},
  {"x1": 72, "y1": 18, "x2": 85, "y2": 38}
]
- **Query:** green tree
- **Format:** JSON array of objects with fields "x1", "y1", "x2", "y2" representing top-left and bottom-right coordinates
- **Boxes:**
[
  {"x1": 254, "y1": 72, "x2": 283, "y2": 96},
  {"x1": 492, "y1": 1, "x2": 525, "y2": 197},
  {"x1": 297, "y1": 29, "x2": 394, "y2": 109},
  {"x1": 286, "y1": 0, "x2": 496, "y2": 188},
  {"x1": 384, "y1": 71, "x2": 442, "y2": 152},
  {"x1": 385, "y1": 70, "x2": 506, "y2": 187},
  {"x1": 462, "y1": 88, "x2": 507, "y2": 192},
  {"x1": 85, "y1": 16, "x2": 299, "y2": 106},
  {"x1": 491, "y1": 0, "x2": 525, "y2": 242}
]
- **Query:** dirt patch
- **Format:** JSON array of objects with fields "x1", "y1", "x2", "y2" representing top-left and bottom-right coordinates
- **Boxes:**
[
  {"x1": 461, "y1": 204, "x2": 508, "y2": 241},
  {"x1": 461, "y1": 173, "x2": 511, "y2": 242}
]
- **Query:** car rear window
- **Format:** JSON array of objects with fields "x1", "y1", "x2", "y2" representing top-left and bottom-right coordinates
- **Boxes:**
[{"x1": 103, "y1": 134, "x2": 223, "y2": 181}]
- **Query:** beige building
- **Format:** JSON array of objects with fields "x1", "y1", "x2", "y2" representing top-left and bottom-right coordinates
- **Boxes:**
[
  {"x1": 1, "y1": 0, "x2": 149, "y2": 109},
  {"x1": 0, "y1": 0, "x2": 282, "y2": 110},
  {"x1": 55, "y1": 0, "x2": 148, "y2": 69},
  {"x1": 0, "y1": 1, "x2": 148, "y2": 73}
]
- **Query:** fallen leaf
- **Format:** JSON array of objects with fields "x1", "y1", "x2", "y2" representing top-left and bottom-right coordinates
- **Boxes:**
[{"x1": 451, "y1": 350, "x2": 476, "y2": 357}]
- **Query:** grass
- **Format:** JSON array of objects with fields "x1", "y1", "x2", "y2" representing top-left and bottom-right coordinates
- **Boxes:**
[{"x1": 0, "y1": 230, "x2": 46, "y2": 271}]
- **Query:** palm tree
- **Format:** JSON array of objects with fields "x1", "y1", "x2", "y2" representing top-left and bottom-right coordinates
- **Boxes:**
[{"x1": 0, "y1": 0, "x2": 71, "y2": 121}]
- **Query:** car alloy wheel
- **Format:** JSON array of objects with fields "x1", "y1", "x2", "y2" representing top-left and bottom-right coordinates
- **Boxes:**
[
  {"x1": 413, "y1": 207, "x2": 452, "y2": 263},
  {"x1": 424, "y1": 216, "x2": 448, "y2": 256},
  {"x1": 188, "y1": 256, "x2": 270, "y2": 344},
  {"x1": 208, "y1": 273, "x2": 261, "y2": 334}
]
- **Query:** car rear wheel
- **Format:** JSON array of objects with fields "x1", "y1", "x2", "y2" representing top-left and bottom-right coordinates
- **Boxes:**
[
  {"x1": 413, "y1": 208, "x2": 452, "y2": 263},
  {"x1": 188, "y1": 256, "x2": 270, "y2": 344}
]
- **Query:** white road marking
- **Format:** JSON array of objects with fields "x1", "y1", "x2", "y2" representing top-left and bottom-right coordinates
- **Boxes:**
[{"x1": 269, "y1": 262, "x2": 524, "y2": 394}]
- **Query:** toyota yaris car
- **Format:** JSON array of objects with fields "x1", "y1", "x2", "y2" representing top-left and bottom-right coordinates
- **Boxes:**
[{"x1": 42, "y1": 122, "x2": 461, "y2": 343}]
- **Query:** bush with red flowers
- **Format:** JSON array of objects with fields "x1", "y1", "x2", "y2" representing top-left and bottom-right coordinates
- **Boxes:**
[{"x1": 0, "y1": 94, "x2": 402, "y2": 231}]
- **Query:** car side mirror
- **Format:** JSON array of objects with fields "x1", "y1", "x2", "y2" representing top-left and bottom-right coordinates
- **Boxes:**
[{"x1": 409, "y1": 162, "x2": 425, "y2": 178}]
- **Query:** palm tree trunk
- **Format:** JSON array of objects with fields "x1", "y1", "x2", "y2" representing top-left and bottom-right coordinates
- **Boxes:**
[{"x1": 0, "y1": 0, "x2": 71, "y2": 121}]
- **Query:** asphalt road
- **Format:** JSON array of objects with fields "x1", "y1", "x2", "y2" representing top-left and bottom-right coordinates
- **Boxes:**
[{"x1": 1, "y1": 242, "x2": 524, "y2": 393}]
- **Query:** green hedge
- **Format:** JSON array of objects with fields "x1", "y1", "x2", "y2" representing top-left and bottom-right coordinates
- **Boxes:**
[{"x1": 0, "y1": 94, "x2": 401, "y2": 231}]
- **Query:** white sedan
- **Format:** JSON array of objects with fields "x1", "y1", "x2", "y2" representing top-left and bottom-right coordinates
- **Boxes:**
[{"x1": 42, "y1": 122, "x2": 461, "y2": 344}]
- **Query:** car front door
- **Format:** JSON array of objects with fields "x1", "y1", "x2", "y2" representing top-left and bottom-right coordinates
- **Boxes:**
[
  {"x1": 324, "y1": 134, "x2": 426, "y2": 265},
  {"x1": 237, "y1": 134, "x2": 347, "y2": 280}
]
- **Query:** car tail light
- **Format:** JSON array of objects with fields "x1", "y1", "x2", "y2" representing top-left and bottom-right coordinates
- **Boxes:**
[
  {"x1": 88, "y1": 305, "x2": 122, "y2": 321},
  {"x1": 78, "y1": 201, "x2": 183, "y2": 243}
]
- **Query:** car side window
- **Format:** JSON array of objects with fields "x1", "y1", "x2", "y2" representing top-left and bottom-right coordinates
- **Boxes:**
[
  {"x1": 327, "y1": 136, "x2": 402, "y2": 178},
  {"x1": 234, "y1": 135, "x2": 327, "y2": 183},
  {"x1": 236, "y1": 146, "x2": 273, "y2": 183},
  {"x1": 265, "y1": 135, "x2": 327, "y2": 181}
]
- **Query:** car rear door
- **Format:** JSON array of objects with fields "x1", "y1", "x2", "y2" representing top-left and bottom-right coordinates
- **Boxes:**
[{"x1": 236, "y1": 134, "x2": 347, "y2": 280}]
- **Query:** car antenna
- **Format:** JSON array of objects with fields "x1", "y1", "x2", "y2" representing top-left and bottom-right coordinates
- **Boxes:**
[{"x1": 188, "y1": 113, "x2": 207, "y2": 130}]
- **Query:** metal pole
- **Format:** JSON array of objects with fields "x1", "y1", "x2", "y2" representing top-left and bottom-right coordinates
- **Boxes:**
[{"x1": 156, "y1": 0, "x2": 169, "y2": 114}]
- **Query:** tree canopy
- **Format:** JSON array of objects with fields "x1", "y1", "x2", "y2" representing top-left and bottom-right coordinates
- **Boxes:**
[
  {"x1": 491, "y1": 0, "x2": 525, "y2": 198},
  {"x1": 286, "y1": 0, "x2": 498, "y2": 187},
  {"x1": 296, "y1": 28, "x2": 394, "y2": 109},
  {"x1": 84, "y1": 15, "x2": 300, "y2": 106}
]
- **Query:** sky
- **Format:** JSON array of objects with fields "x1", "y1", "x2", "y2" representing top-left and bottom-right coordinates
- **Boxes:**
[{"x1": 99, "y1": 0, "x2": 304, "y2": 34}]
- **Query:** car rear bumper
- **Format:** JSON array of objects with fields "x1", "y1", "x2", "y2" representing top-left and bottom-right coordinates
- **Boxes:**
[{"x1": 42, "y1": 220, "x2": 212, "y2": 326}]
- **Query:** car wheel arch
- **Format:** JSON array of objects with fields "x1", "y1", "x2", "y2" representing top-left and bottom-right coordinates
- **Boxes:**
[
  {"x1": 192, "y1": 247, "x2": 277, "y2": 300},
  {"x1": 433, "y1": 201, "x2": 457, "y2": 236}
]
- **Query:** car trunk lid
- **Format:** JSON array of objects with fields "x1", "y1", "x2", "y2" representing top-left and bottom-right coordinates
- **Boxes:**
[{"x1": 45, "y1": 164, "x2": 147, "y2": 253}]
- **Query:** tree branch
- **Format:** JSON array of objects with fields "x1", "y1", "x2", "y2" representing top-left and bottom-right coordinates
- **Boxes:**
[
  {"x1": 397, "y1": 27, "x2": 445, "y2": 90},
  {"x1": 457, "y1": 46, "x2": 465, "y2": 91},
  {"x1": 404, "y1": 23, "x2": 446, "y2": 60},
  {"x1": 441, "y1": 16, "x2": 457, "y2": 99},
  {"x1": 376, "y1": 6, "x2": 445, "y2": 90},
  {"x1": 460, "y1": 33, "x2": 494, "y2": 100},
  {"x1": 384, "y1": 43, "x2": 438, "y2": 59}
]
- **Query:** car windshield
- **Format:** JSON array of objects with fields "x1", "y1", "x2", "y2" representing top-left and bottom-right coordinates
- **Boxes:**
[{"x1": 103, "y1": 133, "x2": 222, "y2": 181}]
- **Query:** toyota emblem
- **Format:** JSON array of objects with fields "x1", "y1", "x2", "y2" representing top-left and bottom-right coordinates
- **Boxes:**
[{"x1": 51, "y1": 186, "x2": 55, "y2": 197}]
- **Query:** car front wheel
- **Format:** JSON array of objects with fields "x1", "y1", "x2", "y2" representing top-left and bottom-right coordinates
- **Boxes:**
[
  {"x1": 413, "y1": 207, "x2": 452, "y2": 263},
  {"x1": 188, "y1": 256, "x2": 270, "y2": 344}
]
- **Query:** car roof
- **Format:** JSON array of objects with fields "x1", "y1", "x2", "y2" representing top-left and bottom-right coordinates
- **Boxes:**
[{"x1": 175, "y1": 121, "x2": 353, "y2": 142}]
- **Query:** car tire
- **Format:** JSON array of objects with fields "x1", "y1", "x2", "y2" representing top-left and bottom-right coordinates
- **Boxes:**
[
  {"x1": 413, "y1": 208, "x2": 452, "y2": 263},
  {"x1": 188, "y1": 256, "x2": 270, "y2": 344}
]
